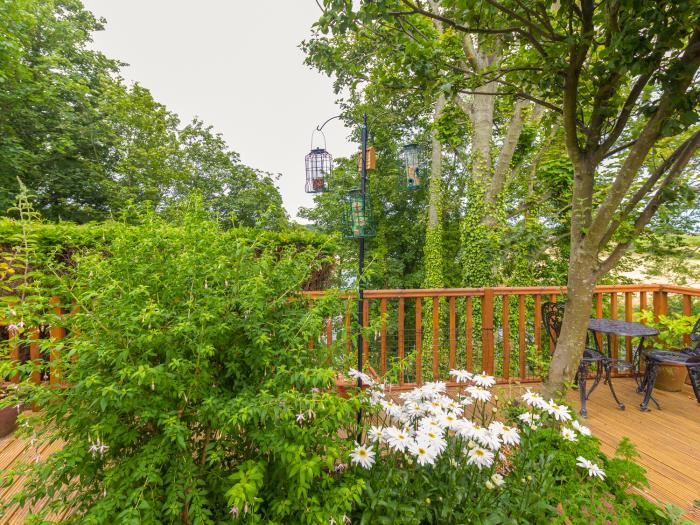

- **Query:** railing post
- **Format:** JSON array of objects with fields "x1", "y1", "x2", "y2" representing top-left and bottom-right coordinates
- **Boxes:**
[
  {"x1": 652, "y1": 288, "x2": 668, "y2": 322},
  {"x1": 482, "y1": 288, "x2": 495, "y2": 375},
  {"x1": 682, "y1": 294, "x2": 692, "y2": 346}
]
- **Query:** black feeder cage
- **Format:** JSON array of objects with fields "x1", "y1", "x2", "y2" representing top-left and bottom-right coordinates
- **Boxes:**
[
  {"x1": 398, "y1": 143, "x2": 425, "y2": 191},
  {"x1": 305, "y1": 148, "x2": 332, "y2": 193},
  {"x1": 342, "y1": 189, "x2": 375, "y2": 239}
]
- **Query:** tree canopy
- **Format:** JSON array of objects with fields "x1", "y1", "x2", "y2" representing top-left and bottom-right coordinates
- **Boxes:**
[{"x1": 0, "y1": 0, "x2": 287, "y2": 228}]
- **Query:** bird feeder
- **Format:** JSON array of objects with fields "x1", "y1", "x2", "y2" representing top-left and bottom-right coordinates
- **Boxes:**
[
  {"x1": 357, "y1": 146, "x2": 377, "y2": 171},
  {"x1": 342, "y1": 189, "x2": 375, "y2": 239},
  {"x1": 305, "y1": 148, "x2": 332, "y2": 193},
  {"x1": 399, "y1": 143, "x2": 425, "y2": 190}
]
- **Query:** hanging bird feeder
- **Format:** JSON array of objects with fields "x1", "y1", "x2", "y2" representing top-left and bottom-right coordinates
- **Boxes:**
[
  {"x1": 357, "y1": 146, "x2": 377, "y2": 171},
  {"x1": 398, "y1": 143, "x2": 425, "y2": 190},
  {"x1": 305, "y1": 129, "x2": 333, "y2": 193},
  {"x1": 342, "y1": 189, "x2": 375, "y2": 239}
]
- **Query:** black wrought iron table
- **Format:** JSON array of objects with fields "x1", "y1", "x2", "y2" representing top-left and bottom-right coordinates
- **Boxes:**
[{"x1": 587, "y1": 318, "x2": 659, "y2": 411}]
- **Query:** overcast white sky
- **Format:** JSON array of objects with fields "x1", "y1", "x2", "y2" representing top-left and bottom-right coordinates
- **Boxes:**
[{"x1": 81, "y1": 0, "x2": 353, "y2": 222}]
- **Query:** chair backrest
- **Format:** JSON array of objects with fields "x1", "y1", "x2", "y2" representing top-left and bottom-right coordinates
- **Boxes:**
[
  {"x1": 541, "y1": 301, "x2": 565, "y2": 349},
  {"x1": 690, "y1": 317, "x2": 700, "y2": 348}
]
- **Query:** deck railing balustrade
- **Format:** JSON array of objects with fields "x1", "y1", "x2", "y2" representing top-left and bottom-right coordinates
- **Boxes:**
[{"x1": 2, "y1": 284, "x2": 699, "y2": 390}]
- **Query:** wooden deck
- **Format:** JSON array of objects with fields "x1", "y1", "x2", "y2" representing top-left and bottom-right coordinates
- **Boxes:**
[
  {"x1": 560, "y1": 378, "x2": 700, "y2": 523},
  {"x1": 1, "y1": 379, "x2": 698, "y2": 523}
]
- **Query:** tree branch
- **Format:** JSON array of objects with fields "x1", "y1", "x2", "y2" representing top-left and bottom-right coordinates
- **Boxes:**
[
  {"x1": 595, "y1": 130, "x2": 700, "y2": 278},
  {"x1": 598, "y1": 132, "x2": 700, "y2": 249},
  {"x1": 395, "y1": 0, "x2": 521, "y2": 35}
]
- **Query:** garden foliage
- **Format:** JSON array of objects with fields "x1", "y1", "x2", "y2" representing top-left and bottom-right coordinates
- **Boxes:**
[
  {"x1": 1, "y1": 206, "x2": 362, "y2": 524},
  {"x1": 0, "y1": 202, "x2": 682, "y2": 524}
]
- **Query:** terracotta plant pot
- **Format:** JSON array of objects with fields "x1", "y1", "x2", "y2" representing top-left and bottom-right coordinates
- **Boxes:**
[
  {"x1": 0, "y1": 404, "x2": 19, "y2": 438},
  {"x1": 655, "y1": 363, "x2": 688, "y2": 392},
  {"x1": 0, "y1": 383, "x2": 27, "y2": 438}
]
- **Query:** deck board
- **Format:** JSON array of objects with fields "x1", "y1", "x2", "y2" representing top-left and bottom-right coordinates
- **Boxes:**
[
  {"x1": 561, "y1": 379, "x2": 699, "y2": 522},
  {"x1": 1, "y1": 379, "x2": 699, "y2": 523}
]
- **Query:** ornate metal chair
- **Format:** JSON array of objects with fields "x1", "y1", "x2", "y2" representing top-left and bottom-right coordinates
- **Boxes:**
[
  {"x1": 639, "y1": 317, "x2": 700, "y2": 409},
  {"x1": 541, "y1": 302, "x2": 606, "y2": 416}
]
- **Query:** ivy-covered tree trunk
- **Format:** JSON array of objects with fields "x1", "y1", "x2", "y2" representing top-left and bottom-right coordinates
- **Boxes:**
[{"x1": 423, "y1": 95, "x2": 445, "y2": 289}]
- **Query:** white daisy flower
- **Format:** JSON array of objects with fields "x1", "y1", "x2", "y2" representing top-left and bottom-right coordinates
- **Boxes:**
[
  {"x1": 476, "y1": 428, "x2": 501, "y2": 451},
  {"x1": 499, "y1": 424, "x2": 520, "y2": 446},
  {"x1": 368, "y1": 426, "x2": 386, "y2": 443},
  {"x1": 350, "y1": 444, "x2": 375, "y2": 469},
  {"x1": 576, "y1": 456, "x2": 606, "y2": 479},
  {"x1": 422, "y1": 381, "x2": 447, "y2": 396},
  {"x1": 381, "y1": 399, "x2": 403, "y2": 419},
  {"x1": 445, "y1": 401, "x2": 463, "y2": 415},
  {"x1": 439, "y1": 412, "x2": 461, "y2": 431},
  {"x1": 454, "y1": 418, "x2": 477, "y2": 439},
  {"x1": 521, "y1": 389, "x2": 548, "y2": 409},
  {"x1": 472, "y1": 372, "x2": 496, "y2": 388},
  {"x1": 466, "y1": 386, "x2": 492, "y2": 402},
  {"x1": 416, "y1": 429, "x2": 447, "y2": 454},
  {"x1": 409, "y1": 441, "x2": 439, "y2": 466},
  {"x1": 460, "y1": 395, "x2": 474, "y2": 406},
  {"x1": 467, "y1": 446, "x2": 494, "y2": 469},
  {"x1": 419, "y1": 416, "x2": 444, "y2": 430},
  {"x1": 517, "y1": 411, "x2": 541, "y2": 424},
  {"x1": 385, "y1": 427, "x2": 413, "y2": 453},
  {"x1": 547, "y1": 402, "x2": 572, "y2": 422},
  {"x1": 449, "y1": 369, "x2": 473, "y2": 383},
  {"x1": 572, "y1": 420, "x2": 591, "y2": 436},
  {"x1": 561, "y1": 427, "x2": 577, "y2": 442},
  {"x1": 488, "y1": 421, "x2": 504, "y2": 434}
]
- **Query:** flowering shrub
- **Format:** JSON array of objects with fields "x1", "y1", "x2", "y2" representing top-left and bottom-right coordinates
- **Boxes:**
[
  {"x1": 1, "y1": 207, "x2": 364, "y2": 524},
  {"x1": 345, "y1": 369, "x2": 672, "y2": 524}
]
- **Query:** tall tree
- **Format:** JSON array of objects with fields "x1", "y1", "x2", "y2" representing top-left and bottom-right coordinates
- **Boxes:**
[
  {"x1": 309, "y1": 1, "x2": 558, "y2": 286},
  {"x1": 331, "y1": 0, "x2": 700, "y2": 394},
  {"x1": 0, "y1": 0, "x2": 287, "y2": 227}
]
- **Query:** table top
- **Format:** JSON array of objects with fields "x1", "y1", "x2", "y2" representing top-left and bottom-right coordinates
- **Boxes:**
[{"x1": 588, "y1": 318, "x2": 659, "y2": 337}]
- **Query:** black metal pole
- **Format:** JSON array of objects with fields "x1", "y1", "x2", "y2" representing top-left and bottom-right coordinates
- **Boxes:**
[{"x1": 356, "y1": 113, "x2": 367, "y2": 429}]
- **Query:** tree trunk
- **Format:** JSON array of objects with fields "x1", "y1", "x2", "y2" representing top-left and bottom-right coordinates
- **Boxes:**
[
  {"x1": 542, "y1": 251, "x2": 597, "y2": 399},
  {"x1": 427, "y1": 95, "x2": 445, "y2": 230},
  {"x1": 423, "y1": 94, "x2": 445, "y2": 289},
  {"x1": 470, "y1": 82, "x2": 496, "y2": 185}
]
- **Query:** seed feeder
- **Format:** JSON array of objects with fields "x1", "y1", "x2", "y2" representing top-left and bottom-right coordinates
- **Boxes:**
[
  {"x1": 399, "y1": 143, "x2": 425, "y2": 190},
  {"x1": 305, "y1": 129, "x2": 332, "y2": 193},
  {"x1": 343, "y1": 189, "x2": 375, "y2": 239}
]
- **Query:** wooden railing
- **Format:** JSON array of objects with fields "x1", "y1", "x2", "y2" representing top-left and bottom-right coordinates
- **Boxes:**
[
  {"x1": 3, "y1": 285, "x2": 699, "y2": 389},
  {"x1": 309, "y1": 284, "x2": 700, "y2": 386}
]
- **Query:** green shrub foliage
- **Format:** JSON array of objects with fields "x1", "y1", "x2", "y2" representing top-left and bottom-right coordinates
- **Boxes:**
[{"x1": 2, "y1": 209, "x2": 362, "y2": 524}]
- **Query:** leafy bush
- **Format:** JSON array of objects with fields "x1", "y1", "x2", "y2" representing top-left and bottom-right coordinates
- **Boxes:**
[
  {"x1": 637, "y1": 310, "x2": 699, "y2": 350},
  {"x1": 2, "y1": 207, "x2": 362, "y2": 524}
]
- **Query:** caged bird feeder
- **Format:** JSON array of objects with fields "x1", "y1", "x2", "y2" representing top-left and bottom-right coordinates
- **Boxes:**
[
  {"x1": 398, "y1": 143, "x2": 425, "y2": 190},
  {"x1": 305, "y1": 130, "x2": 333, "y2": 193},
  {"x1": 343, "y1": 189, "x2": 375, "y2": 239},
  {"x1": 305, "y1": 147, "x2": 332, "y2": 193}
]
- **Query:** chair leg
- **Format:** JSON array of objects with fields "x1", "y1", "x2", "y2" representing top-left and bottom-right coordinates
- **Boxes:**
[
  {"x1": 640, "y1": 360, "x2": 661, "y2": 411},
  {"x1": 688, "y1": 366, "x2": 700, "y2": 404},
  {"x1": 586, "y1": 361, "x2": 604, "y2": 399},
  {"x1": 577, "y1": 360, "x2": 588, "y2": 418},
  {"x1": 605, "y1": 362, "x2": 625, "y2": 410}
]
